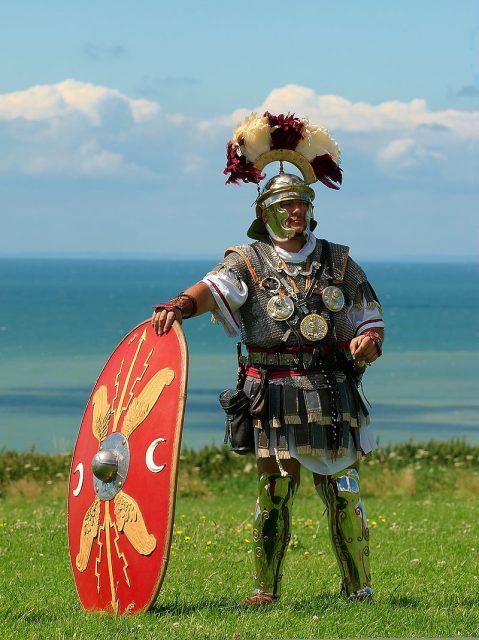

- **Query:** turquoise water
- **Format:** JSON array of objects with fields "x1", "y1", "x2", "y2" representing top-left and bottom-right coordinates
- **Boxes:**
[{"x1": 0, "y1": 259, "x2": 478, "y2": 452}]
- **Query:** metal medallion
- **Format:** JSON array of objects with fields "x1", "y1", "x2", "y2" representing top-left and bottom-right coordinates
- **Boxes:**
[
  {"x1": 299, "y1": 313, "x2": 329, "y2": 341},
  {"x1": 266, "y1": 295, "x2": 295, "y2": 321},
  {"x1": 322, "y1": 286, "x2": 345, "y2": 312},
  {"x1": 259, "y1": 276, "x2": 281, "y2": 293}
]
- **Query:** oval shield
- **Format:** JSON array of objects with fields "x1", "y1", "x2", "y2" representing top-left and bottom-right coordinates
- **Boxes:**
[{"x1": 67, "y1": 321, "x2": 188, "y2": 614}]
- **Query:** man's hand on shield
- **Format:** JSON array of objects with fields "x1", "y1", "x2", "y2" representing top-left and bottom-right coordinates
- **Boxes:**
[
  {"x1": 151, "y1": 308, "x2": 182, "y2": 335},
  {"x1": 152, "y1": 282, "x2": 216, "y2": 335}
]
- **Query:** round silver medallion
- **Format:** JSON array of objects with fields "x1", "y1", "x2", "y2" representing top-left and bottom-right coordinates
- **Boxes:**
[
  {"x1": 299, "y1": 313, "x2": 329, "y2": 341},
  {"x1": 322, "y1": 286, "x2": 345, "y2": 312},
  {"x1": 266, "y1": 295, "x2": 295, "y2": 321}
]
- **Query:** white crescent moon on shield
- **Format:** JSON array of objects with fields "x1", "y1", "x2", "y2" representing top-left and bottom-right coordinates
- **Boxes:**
[
  {"x1": 72, "y1": 462, "x2": 84, "y2": 496},
  {"x1": 146, "y1": 438, "x2": 167, "y2": 473}
]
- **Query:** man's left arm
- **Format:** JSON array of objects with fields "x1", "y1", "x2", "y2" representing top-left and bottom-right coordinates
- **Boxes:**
[{"x1": 151, "y1": 281, "x2": 216, "y2": 335}]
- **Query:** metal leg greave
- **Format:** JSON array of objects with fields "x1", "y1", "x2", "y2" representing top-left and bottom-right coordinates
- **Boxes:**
[
  {"x1": 316, "y1": 468, "x2": 372, "y2": 600},
  {"x1": 252, "y1": 473, "x2": 297, "y2": 598}
]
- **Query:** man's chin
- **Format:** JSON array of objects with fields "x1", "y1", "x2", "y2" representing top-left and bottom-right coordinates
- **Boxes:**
[{"x1": 289, "y1": 223, "x2": 307, "y2": 235}]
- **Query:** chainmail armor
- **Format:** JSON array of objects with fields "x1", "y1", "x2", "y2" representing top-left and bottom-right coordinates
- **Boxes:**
[{"x1": 207, "y1": 238, "x2": 380, "y2": 350}]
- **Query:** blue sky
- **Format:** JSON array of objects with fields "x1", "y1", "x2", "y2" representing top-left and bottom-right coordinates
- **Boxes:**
[{"x1": 1, "y1": 0, "x2": 478, "y2": 260}]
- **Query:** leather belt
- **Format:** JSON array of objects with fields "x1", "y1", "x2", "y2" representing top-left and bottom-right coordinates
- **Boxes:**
[{"x1": 248, "y1": 351, "x2": 315, "y2": 368}]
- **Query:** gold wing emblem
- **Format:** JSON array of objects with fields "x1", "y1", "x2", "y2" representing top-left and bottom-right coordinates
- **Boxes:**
[
  {"x1": 113, "y1": 491, "x2": 157, "y2": 555},
  {"x1": 76, "y1": 497, "x2": 101, "y2": 571},
  {"x1": 92, "y1": 385, "x2": 111, "y2": 443},
  {"x1": 121, "y1": 368, "x2": 175, "y2": 439}
]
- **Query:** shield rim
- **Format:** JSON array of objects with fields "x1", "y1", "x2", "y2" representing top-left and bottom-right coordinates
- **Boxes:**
[{"x1": 67, "y1": 319, "x2": 189, "y2": 614}]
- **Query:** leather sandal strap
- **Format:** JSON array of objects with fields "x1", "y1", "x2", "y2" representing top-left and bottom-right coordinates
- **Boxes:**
[{"x1": 244, "y1": 592, "x2": 278, "y2": 606}]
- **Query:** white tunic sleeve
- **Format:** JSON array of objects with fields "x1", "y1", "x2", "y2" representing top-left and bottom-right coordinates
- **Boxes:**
[
  {"x1": 346, "y1": 297, "x2": 384, "y2": 336},
  {"x1": 202, "y1": 273, "x2": 248, "y2": 337}
]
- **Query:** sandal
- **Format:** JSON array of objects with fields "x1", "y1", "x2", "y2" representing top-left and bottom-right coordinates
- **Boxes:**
[{"x1": 244, "y1": 592, "x2": 278, "y2": 606}]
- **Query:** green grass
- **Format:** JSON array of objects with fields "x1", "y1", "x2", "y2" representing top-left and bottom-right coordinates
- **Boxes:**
[{"x1": 1, "y1": 444, "x2": 479, "y2": 639}]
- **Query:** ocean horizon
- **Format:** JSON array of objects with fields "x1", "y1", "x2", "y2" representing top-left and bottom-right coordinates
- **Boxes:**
[{"x1": 1, "y1": 253, "x2": 477, "y2": 263}]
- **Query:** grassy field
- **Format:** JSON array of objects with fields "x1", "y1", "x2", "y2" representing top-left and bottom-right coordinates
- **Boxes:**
[{"x1": 0, "y1": 443, "x2": 479, "y2": 639}]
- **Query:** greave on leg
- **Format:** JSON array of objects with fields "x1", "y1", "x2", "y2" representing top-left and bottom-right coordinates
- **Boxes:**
[
  {"x1": 252, "y1": 473, "x2": 297, "y2": 598},
  {"x1": 316, "y1": 468, "x2": 372, "y2": 599}
]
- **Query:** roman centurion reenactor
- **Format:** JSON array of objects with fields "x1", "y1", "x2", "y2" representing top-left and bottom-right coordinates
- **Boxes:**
[{"x1": 152, "y1": 112, "x2": 384, "y2": 605}]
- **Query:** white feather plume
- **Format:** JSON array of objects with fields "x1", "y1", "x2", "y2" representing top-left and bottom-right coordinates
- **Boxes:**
[
  {"x1": 296, "y1": 122, "x2": 341, "y2": 164},
  {"x1": 232, "y1": 113, "x2": 272, "y2": 162}
]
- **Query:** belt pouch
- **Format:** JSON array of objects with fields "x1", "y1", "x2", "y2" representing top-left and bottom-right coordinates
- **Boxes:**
[{"x1": 219, "y1": 389, "x2": 254, "y2": 455}]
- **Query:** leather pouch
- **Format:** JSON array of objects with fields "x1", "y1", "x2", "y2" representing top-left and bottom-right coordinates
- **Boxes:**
[{"x1": 220, "y1": 389, "x2": 254, "y2": 455}]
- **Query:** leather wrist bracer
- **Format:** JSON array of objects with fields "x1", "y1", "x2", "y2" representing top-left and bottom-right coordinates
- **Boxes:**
[
  {"x1": 153, "y1": 293, "x2": 197, "y2": 319},
  {"x1": 361, "y1": 330, "x2": 383, "y2": 357}
]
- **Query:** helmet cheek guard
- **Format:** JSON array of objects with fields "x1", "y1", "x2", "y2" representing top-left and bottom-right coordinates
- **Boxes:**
[{"x1": 263, "y1": 202, "x2": 295, "y2": 242}]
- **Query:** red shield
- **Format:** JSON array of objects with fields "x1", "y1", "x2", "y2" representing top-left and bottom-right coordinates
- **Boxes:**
[{"x1": 67, "y1": 321, "x2": 188, "y2": 614}]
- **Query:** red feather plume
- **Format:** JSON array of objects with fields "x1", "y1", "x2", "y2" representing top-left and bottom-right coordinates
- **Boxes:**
[
  {"x1": 310, "y1": 154, "x2": 343, "y2": 190},
  {"x1": 264, "y1": 112, "x2": 304, "y2": 150},
  {"x1": 224, "y1": 141, "x2": 265, "y2": 185}
]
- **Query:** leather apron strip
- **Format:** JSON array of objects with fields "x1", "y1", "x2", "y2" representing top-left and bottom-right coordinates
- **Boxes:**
[
  {"x1": 282, "y1": 385, "x2": 301, "y2": 425},
  {"x1": 268, "y1": 384, "x2": 282, "y2": 429},
  {"x1": 304, "y1": 390, "x2": 322, "y2": 424},
  {"x1": 293, "y1": 392, "x2": 311, "y2": 453}
]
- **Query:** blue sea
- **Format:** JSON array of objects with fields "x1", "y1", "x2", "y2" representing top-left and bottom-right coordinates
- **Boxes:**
[{"x1": 0, "y1": 258, "x2": 478, "y2": 453}]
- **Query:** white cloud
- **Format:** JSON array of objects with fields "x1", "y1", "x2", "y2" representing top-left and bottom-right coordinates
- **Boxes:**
[
  {"x1": 0, "y1": 80, "x2": 477, "y2": 184},
  {"x1": 377, "y1": 137, "x2": 444, "y2": 172},
  {"x1": 251, "y1": 84, "x2": 479, "y2": 139},
  {"x1": 377, "y1": 138, "x2": 416, "y2": 166},
  {"x1": 0, "y1": 79, "x2": 158, "y2": 125},
  {"x1": 0, "y1": 80, "x2": 164, "y2": 177}
]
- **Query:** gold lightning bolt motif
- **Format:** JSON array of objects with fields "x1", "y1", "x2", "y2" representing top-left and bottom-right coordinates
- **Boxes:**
[
  {"x1": 94, "y1": 519, "x2": 105, "y2": 593},
  {"x1": 111, "y1": 359, "x2": 124, "y2": 421},
  {"x1": 104, "y1": 502, "x2": 119, "y2": 613},
  {"x1": 113, "y1": 329, "x2": 147, "y2": 432},
  {"x1": 125, "y1": 348, "x2": 153, "y2": 414},
  {"x1": 112, "y1": 520, "x2": 130, "y2": 587}
]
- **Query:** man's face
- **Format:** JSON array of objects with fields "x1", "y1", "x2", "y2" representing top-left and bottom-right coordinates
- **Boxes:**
[
  {"x1": 260, "y1": 197, "x2": 311, "y2": 242},
  {"x1": 281, "y1": 199, "x2": 309, "y2": 235}
]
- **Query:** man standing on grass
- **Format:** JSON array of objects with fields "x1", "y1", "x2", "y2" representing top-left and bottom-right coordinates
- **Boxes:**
[{"x1": 152, "y1": 113, "x2": 384, "y2": 605}]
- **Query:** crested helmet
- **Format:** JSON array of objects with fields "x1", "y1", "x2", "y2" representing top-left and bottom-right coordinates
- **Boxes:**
[{"x1": 223, "y1": 112, "x2": 342, "y2": 241}]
